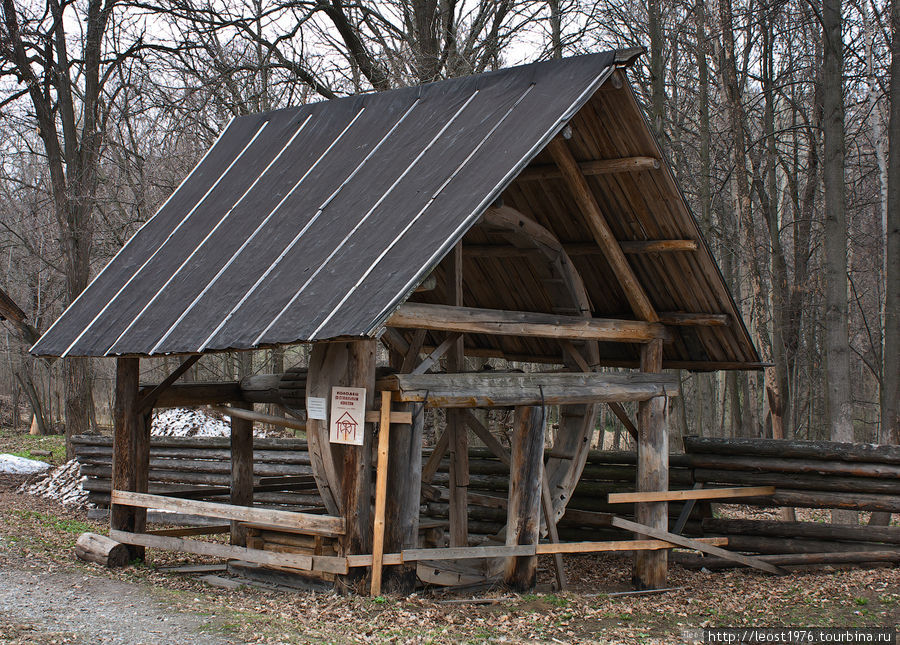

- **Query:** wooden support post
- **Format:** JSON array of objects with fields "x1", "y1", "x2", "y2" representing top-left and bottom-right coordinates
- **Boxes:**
[
  {"x1": 383, "y1": 401, "x2": 424, "y2": 594},
  {"x1": 634, "y1": 339, "x2": 668, "y2": 589},
  {"x1": 230, "y1": 401, "x2": 253, "y2": 547},
  {"x1": 446, "y1": 241, "x2": 468, "y2": 547},
  {"x1": 541, "y1": 474, "x2": 567, "y2": 591},
  {"x1": 505, "y1": 405, "x2": 546, "y2": 591},
  {"x1": 371, "y1": 391, "x2": 392, "y2": 596},
  {"x1": 111, "y1": 357, "x2": 149, "y2": 561},
  {"x1": 306, "y1": 339, "x2": 376, "y2": 593}
]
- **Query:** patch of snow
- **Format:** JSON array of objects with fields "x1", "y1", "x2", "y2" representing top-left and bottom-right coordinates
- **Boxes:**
[
  {"x1": 151, "y1": 407, "x2": 287, "y2": 438},
  {"x1": 0, "y1": 454, "x2": 51, "y2": 474},
  {"x1": 17, "y1": 459, "x2": 89, "y2": 507},
  {"x1": 151, "y1": 408, "x2": 231, "y2": 437}
]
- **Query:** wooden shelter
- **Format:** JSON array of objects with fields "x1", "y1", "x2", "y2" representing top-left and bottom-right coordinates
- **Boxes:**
[{"x1": 32, "y1": 48, "x2": 762, "y2": 593}]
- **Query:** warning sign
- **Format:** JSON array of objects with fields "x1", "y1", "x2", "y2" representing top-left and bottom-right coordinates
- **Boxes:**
[{"x1": 329, "y1": 386, "x2": 366, "y2": 446}]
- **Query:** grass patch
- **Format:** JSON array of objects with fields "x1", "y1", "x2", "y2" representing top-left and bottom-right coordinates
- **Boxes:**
[{"x1": 0, "y1": 429, "x2": 67, "y2": 463}]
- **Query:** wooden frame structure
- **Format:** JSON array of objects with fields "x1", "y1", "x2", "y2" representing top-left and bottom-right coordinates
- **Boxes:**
[{"x1": 32, "y1": 49, "x2": 765, "y2": 594}]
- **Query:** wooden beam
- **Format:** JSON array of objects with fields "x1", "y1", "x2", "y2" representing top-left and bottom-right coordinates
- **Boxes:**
[
  {"x1": 111, "y1": 357, "x2": 148, "y2": 561},
  {"x1": 212, "y1": 405, "x2": 306, "y2": 432},
  {"x1": 411, "y1": 333, "x2": 462, "y2": 375},
  {"x1": 505, "y1": 405, "x2": 545, "y2": 591},
  {"x1": 464, "y1": 240, "x2": 698, "y2": 259},
  {"x1": 386, "y1": 303, "x2": 671, "y2": 344},
  {"x1": 634, "y1": 339, "x2": 667, "y2": 589},
  {"x1": 541, "y1": 474, "x2": 567, "y2": 591},
  {"x1": 608, "y1": 402, "x2": 638, "y2": 441},
  {"x1": 138, "y1": 355, "x2": 201, "y2": 412},
  {"x1": 400, "y1": 329, "x2": 428, "y2": 373},
  {"x1": 230, "y1": 401, "x2": 253, "y2": 546},
  {"x1": 445, "y1": 241, "x2": 469, "y2": 550},
  {"x1": 610, "y1": 516, "x2": 787, "y2": 575},
  {"x1": 380, "y1": 371, "x2": 679, "y2": 408},
  {"x1": 517, "y1": 156, "x2": 661, "y2": 181},
  {"x1": 143, "y1": 382, "x2": 244, "y2": 408},
  {"x1": 546, "y1": 138, "x2": 658, "y2": 322},
  {"x1": 370, "y1": 391, "x2": 392, "y2": 596},
  {"x1": 609, "y1": 486, "x2": 776, "y2": 504},
  {"x1": 422, "y1": 428, "x2": 450, "y2": 484},
  {"x1": 111, "y1": 490, "x2": 345, "y2": 536},
  {"x1": 463, "y1": 410, "x2": 510, "y2": 467},
  {"x1": 657, "y1": 312, "x2": 730, "y2": 327}
]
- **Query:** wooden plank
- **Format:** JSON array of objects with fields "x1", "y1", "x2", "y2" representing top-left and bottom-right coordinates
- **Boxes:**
[
  {"x1": 146, "y1": 525, "x2": 231, "y2": 537},
  {"x1": 535, "y1": 537, "x2": 729, "y2": 554},
  {"x1": 610, "y1": 516, "x2": 787, "y2": 575},
  {"x1": 364, "y1": 410, "x2": 412, "y2": 424},
  {"x1": 110, "y1": 529, "x2": 314, "y2": 571},
  {"x1": 517, "y1": 156, "x2": 661, "y2": 181},
  {"x1": 672, "y1": 483, "x2": 703, "y2": 535},
  {"x1": 609, "y1": 486, "x2": 775, "y2": 504},
  {"x1": 138, "y1": 355, "x2": 201, "y2": 412},
  {"x1": 111, "y1": 490, "x2": 345, "y2": 536},
  {"x1": 402, "y1": 544, "x2": 537, "y2": 561},
  {"x1": 370, "y1": 391, "x2": 392, "y2": 596},
  {"x1": 380, "y1": 371, "x2": 679, "y2": 408},
  {"x1": 386, "y1": 303, "x2": 670, "y2": 344},
  {"x1": 212, "y1": 405, "x2": 306, "y2": 432},
  {"x1": 546, "y1": 137, "x2": 658, "y2": 322}
]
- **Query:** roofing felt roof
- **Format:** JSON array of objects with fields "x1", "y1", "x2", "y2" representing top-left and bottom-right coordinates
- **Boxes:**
[
  {"x1": 32, "y1": 49, "x2": 761, "y2": 369},
  {"x1": 33, "y1": 51, "x2": 618, "y2": 358}
]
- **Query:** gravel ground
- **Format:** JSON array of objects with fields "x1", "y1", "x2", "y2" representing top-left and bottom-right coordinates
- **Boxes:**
[{"x1": 0, "y1": 561, "x2": 236, "y2": 645}]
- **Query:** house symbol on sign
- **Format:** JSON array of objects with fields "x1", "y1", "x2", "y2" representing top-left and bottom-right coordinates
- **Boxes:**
[{"x1": 335, "y1": 411, "x2": 359, "y2": 442}]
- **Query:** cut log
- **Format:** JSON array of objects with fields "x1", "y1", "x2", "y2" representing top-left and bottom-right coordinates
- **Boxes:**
[
  {"x1": 700, "y1": 518, "x2": 900, "y2": 544},
  {"x1": 682, "y1": 454, "x2": 900, "y2": 479},
  {"x1": 693, "y1": 468, "x2": 900, "y2": 495},
  {"x1": 683, "y1": 436, "x2": 900, "y2": 465},
  {"x1": 716, "y1": 534, "x2": 899, "y2": 555},
  {"x1": 75, "y1": 532, "x2": 130, "y2": 568},
  {"x1": 386, "y1": 303, "x2": 670, "y2": 343}
]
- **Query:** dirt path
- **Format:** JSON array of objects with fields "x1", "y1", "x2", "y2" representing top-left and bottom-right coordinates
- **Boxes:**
[{"x1": 0, "y1": 561, "x2": 236, "y2": 645}]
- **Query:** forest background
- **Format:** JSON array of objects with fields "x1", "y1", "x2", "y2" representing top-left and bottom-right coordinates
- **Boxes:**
[{"x1": 1, "y1": 0, "x2": 897, "y2": 462}]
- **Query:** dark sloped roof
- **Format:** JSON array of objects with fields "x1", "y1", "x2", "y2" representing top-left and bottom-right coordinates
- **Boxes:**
[
  {"x1": 32, "y1": 51, "x2": 617, "y2": 357},
  {"x1": 32, "y1": 49, "x2": 761, "y2": 370}
]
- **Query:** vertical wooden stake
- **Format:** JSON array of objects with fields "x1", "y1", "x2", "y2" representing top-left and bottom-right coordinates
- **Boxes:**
[
  {"x1": 634, "y1": 339, "x2": 668, "y2": 589},
  {"x1": 505, "y1": 405, "x2": 545, "y2": 591},
  {"x1": 230, "y1": 401, "x2": 254, "y2": 547},
  {"x1": 111, "y1": 357, "x2": 148, "y2": 561},
  {"x1": 371, "y1": 390, "x2": 392, "y2": 596}
]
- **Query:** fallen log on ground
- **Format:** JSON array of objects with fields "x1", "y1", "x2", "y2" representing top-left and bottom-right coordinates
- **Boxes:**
[
  {"x1": 673, "y1": 550, "x2": 900, "y2": 570},
  {"x1": 75, "y1": 532, "x2": 129, "y2": 567}
]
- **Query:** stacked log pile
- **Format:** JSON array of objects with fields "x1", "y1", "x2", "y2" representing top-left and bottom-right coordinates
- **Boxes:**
[
  {"x1": 72, "y1": 435, "x2": 319, "y2": 510},
  {"x1": 682, "y1": 436, "x2": 900, "y2": 514},
  {"x1": 676, "y1": 436, "x2": 900, "y2": 569}
]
